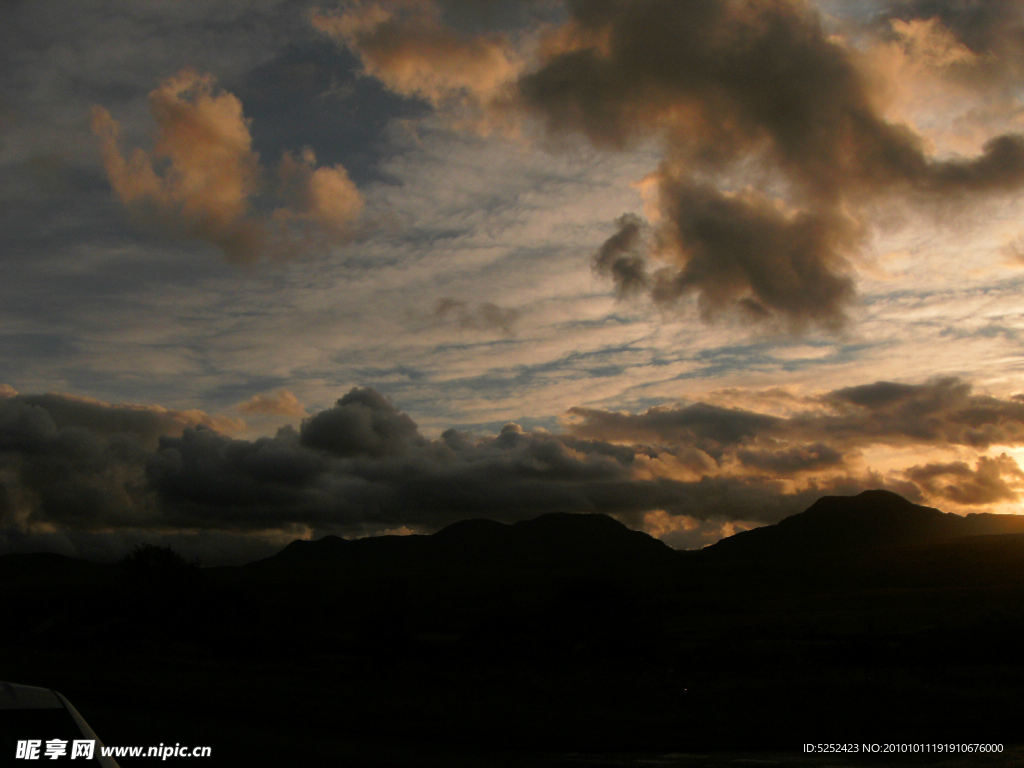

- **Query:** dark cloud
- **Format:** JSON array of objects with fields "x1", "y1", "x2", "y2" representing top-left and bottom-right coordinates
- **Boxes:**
[
  {"x1": 146, "y1": 407, "x2": 677, "y2": 534},
  {"x1": 9, "y1": 392, "x2": 238, "y2": 444},
  {"x1": 816, "y1": 377, "x2": 1024, "y2": 447},
  {"x1": 571, "y1": 377, "x2": 1024, "y2": 452},
  {"x1": 592, "y1": 213, "x2": 650, "y2": 299},
  {"x1": 520, "y1": 0, "x2": 908, "y2": 194},
  {"x1": 515, "y1": 0, "x2": 1024, "y2": 328},
  {"x1": 305, "y1": 0, "x2": 1024, "y2": 330},
  {"x1": 147, "y1": 426, "x2": 337, "y2": 529},
  {"x1": 736, "y1": 442, "x2": 844, "y2": 474},
  {"x1": 925, "y1": 134, "x2": 1024, "y2": 193},
  {"x1": 0, "y1": 393, "x2": 222, "y2": 533},
  {"x1": 645, "y1": 177, "x2": 859, "y2": 329},
  {"x1": 299, "y1": 387, "x2": 425, "y2": 458},
  {"x1": 568, "y1": 401, "x2": 781, "y2": 458},
  {"x1": 144, "y1": 410, "x2": 884, "y2": 540}
]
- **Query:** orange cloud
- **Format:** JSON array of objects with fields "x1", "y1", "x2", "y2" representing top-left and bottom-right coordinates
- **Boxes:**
[
  {"x1": 311, "y1": 1, "x2": 521, "y2": 107},
  {"x1": 237, "y1": 390, "x2": 309, "y2": 419},
  {"x1": 275, "y1": 148, "x2": 363, "y2": 233},
  {"x1": 91, "y1": 70, "x2": 364, "y2": 262}
]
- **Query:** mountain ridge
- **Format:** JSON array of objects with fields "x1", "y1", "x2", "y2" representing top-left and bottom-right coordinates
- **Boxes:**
[{"x1": 704, "y1": 489, "x2": 1024, "y2": 560}]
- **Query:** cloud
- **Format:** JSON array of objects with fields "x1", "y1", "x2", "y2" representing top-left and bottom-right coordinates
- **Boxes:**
[
  {"x1": 905, "y1": 453, "x2": 1024, "y2": 506},
  {"x1": 315, "y1": 0, "x2": 1024, "y2": 330},
  {"x1": 299, "y1": 387, "x2": 425, "y2": 457},
  {"x1": 545, "y1": 1, "x2": 1024, "y2": 329},
  {"x1": 643, "y1": 177, "x2": 860, "y2": 329},
  {"x1": 815, "y1": 377, "x2": 1024, "y2": 448},
  {"x1": 274, "y1": 147, "x2": 363, "y2": 233},
  {"x1": 8, "y1": 392, "x2": 243, "y2": 444},
  {"x1": 571, "y1": 376, "x2": 1024, "y2": 454},
  {"x1": 90, "y1": 70, "x2": 263, "y2": 263},
  {"x1": 146, "y1": 402, "x2": 860, "y2": 539},
  {"x1": 592, "y1": 213, "x2": 650, "y2": 299},
  {"x1": 567, "y1": 401, "x2": 782, "y2": 458},
  {"x1": 4, "y1": 378, "x2": 1024, "y2": 561},
  {"x1": 434, "y1": 297, "x2": 520, "y2": 334},
  {"x1": 879, "y1": 0, "x2": 1024, "y2": 80},
  {"x1": 91, "y1": 69, "x2": 363, "y2": 262},
  {"x1": 311, "y1": 1, "x2": 522, "y2": 109},
  {"x1": 736, "y1": 442, "x2": 844, "y2": 475},
  {"x1": 0, "y1": 392, "x2": 242, "y2": 536},
  {"x1": 0, "y1": 384, "x2": 857, "y2": 557},
  {"x1": 237, "y1": 390, "x2": 308, "y2": 418}
]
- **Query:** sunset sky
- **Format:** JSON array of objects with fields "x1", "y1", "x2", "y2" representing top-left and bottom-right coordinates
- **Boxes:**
[{"x1": 5, "y1": 0, "x2": 1024, "y2": 562}]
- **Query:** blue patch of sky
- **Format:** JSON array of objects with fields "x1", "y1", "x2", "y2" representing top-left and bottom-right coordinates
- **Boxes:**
[
  {"x1": 0, "y1": 332, "x2": 80, "y2": 362},
  {"x1": 349, "y1": 365, "x2": 428, "y2": 383},
  {"x1": 940, "y1": 323, "x2": 1022, "y2": 342},
  {"x1": 676, "y1": 339, "x2": 870, "y2": 379}
]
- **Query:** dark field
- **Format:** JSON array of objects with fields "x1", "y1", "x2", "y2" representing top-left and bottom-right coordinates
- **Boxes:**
[{"x1": 4, "y1": 492, "x2": 1024, "y2": 766}]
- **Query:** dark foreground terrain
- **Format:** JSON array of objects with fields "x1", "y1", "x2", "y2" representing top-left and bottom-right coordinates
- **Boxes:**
[{"x1": 4, "y1": 490, "x2": 1024, "y2": 766}]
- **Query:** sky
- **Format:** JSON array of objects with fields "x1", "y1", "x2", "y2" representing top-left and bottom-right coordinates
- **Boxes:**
[{"x1": 5, "y1": 0, "x2": 1024, "y2": 562}]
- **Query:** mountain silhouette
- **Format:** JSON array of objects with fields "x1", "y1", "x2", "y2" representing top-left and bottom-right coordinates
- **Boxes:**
[
  {"x1": 6, "y1": 490, "x2": 1024, "y2": 762},
  {"x1": 246, "y1": 511, "x2": 676, "y2": 582},
  {"x1": 704, "y1": 489, "x2": 1024, "y2": 561}
]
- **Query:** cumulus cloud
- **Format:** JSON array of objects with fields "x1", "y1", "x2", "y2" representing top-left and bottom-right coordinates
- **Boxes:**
[
  {"x1": 147, "y1": 403, "x2": 867, "y2": 539},
  {"x1": 299, "y1": 387, "x2": 424, "y2": 457},
  {"x1": 91, "y1": 69, "x2": 364, "y2": 262}
]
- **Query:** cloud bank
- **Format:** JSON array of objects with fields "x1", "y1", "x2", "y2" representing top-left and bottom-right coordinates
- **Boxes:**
[{"x1": 3, "y1": 377, "x2": 1023, "y2": 561}]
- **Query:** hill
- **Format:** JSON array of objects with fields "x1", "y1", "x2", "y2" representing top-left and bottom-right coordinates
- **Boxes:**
[{"x1": 704, "y1": 489, "x2": 1024, "y2": 562}]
